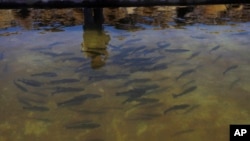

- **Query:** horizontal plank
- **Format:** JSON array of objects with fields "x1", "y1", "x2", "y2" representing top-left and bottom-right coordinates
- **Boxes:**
[{"x1": 0, "y1": 0, "x2": 249, "y2": 9}]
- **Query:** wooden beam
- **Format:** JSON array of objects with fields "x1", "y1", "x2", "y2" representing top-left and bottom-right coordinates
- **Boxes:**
[{"x1": 0, "y1": 0, "x2": 249, "y2": 9}]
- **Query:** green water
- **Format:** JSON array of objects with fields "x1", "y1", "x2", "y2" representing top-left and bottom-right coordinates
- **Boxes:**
[{"x1": 0, "y1": 6, "x2": 250, "y2": 141}]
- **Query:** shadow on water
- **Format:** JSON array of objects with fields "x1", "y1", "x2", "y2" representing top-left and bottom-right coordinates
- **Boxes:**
[{"x1": 0, "y1": 4, "x2": 250, "y2": 141}]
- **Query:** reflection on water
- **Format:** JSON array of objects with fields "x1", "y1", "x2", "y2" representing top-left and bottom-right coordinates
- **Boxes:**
[
  {"x1": 82, "y1": 8, "x2": 110, "y2": 69},
  {"x1": 0, "y1": 5, "x2": 250, "y2": 141}
]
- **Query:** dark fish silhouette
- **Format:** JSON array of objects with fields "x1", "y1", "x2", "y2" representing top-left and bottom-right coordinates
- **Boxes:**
[
  {"x1": 129, "y1": 113, "x2": 162, "y2": 120},
  {"x1": 116, "y1": 88, "x2": 146, "y2": 98},
  {"x1": 212, "y1": 54, "x2": 222, "y2": 63},
  {"x1": 183, "y1": 104, "x2": 200, "y2": 114},
  {"x1": 39, "y1": 51, "x2": 74, "y2": 57},
  {"x1": 76, "y1": 109, "x2": 106, "y2": 115},
  {"x1": 229, "y1": 78, "x2": 241, "y2": 89},
  {"x1": 176, "y1": 69, "x2": 195, "y2": 80},
  {"x1": 223, "y1": 65, "x2": 238, "y2": 75},
  {"x1": 13, "y1": 80, "x2": 28, "y2": 92},
  {"x1": 17, "y1": 79, "x2": 43, "y2": 87},
  {"x1": 51, "y1": 87, "x2": 85, "y2": 95},
  {"x1": 172, "y1": 86, "x2": 197, "y2": 98},
  {"x1": 123, "y1": 97, "x2": 159, "y2": 104},
  {"x1": 172, "y1": 129, "x2": 195, "y2": 136},
  {"x1": 182, "y1": 80, "x2": 196, "y2": 87},
  {"x1": 23, "y1": 106, "x2": 49, "y2": 112},
  {"x1": 165, "y1": 49, "x2": 190, "y2": 53},
  {"x1": 30, "y1": 42, "x2": 62, "y2": 51},
  {"x1": 187, "y1": 51, "x2": 200, "y2": 60},
  {"x1": 143, "y1": 63, "x2": 168, "y2": 72},
  {"x1": 116, "y1": 84, "x2": 159, "y2": 98},
  {"x1": 62, "y1": 57, "x2": 86, "y2": 62},
  {"x1": 31, "y1": 72, "x2": 57, "y2": 77},
  {"x1": 57, "y1": 94, "x2": 101, "y2": 107},
  {"x1": 209, "y1": 45, "x2": 220, "y2": 54},
  {"x1": 123, "y1": 78, "x2": 151, "y2": 86},
  {"x1": 87, "y1": 139, "x2": 104, "y2": 141},
  {"x1": 164, "y1": 104, "x2": 190, "y2": 115},
  {"x1": 49, "y1": 78, "x2": 80, "y2": 84},
  {"x1": 88, "y1": 74, "x2": 129, "y2": 81},
  {"x1": 157, "y1": 41, "x2": 171, "y2": 48},
  {"x1": 65, "y1": 121, "x2": 100, "y2": 129},
  {"x1": 191, "y1": 35, "x2": 206, "y2": 39},
  {"x1": 124, "y1": 38, "x2": 142, "y2": 44},
  {"x1": 18, "y1": 96, "x2": 47, "y2": 105}
]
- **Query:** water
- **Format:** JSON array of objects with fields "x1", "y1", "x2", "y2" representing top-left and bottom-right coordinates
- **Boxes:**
[{"x1": 0, "y1": 5, "x2": 250, "y2": 141}]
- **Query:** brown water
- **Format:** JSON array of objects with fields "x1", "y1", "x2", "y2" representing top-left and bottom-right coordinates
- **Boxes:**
[{"x1": 0, "y1": 5, "x2": 250, "y2": 141}]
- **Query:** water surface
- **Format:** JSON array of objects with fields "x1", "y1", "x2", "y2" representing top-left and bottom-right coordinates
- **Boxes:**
[{"x1": 0, "y1": 5, "x2": 250, "y2": 141}]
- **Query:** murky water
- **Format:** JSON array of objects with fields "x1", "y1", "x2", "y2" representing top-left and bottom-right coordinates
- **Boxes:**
[{"x1": 0, "y1": 5, "x2": 250, "y2": 141}]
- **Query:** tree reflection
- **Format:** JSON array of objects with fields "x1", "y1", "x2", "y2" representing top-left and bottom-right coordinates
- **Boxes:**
[{"x1": 81, "y1": 8, "x2": 110, "y2": 69}]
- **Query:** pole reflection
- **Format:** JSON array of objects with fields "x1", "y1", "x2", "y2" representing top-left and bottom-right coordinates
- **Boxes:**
[{"x1": 81, "y1": 8, "x2": 110, "y2": 69}]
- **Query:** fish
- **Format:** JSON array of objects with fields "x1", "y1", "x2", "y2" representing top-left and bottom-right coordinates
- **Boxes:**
[
  {"x1": 65, "y1": 121, "x2": 100, "y2": 129},
  {"x1": 130, "y1": 45, "x2": 147, "y2": 54},
  {"x1": 124, "y1": 38, "x2": 142, "y2": 44},
  {"x1": 27, "y1": 117, "x2": 52, "y2": 122},
  {"x1": 190, "y1": 35, "x2": 206, "y2": 39},
  {"x1": 182, "y1": 80, "x2": 196, "y2": 87},
  {"x1": 183, "y1": 104, "x2": 200, "y2": 114},
  {"x1": 88, "y1": 74, "x2": 129, "y2": 81},
  {"x1": 187, "y1": 51, "x2": 200, "y2": 60},
  {"x1": 116, "y1": 88, "x2": 146, "y2": 98},
  {"x1": 49, "y1": 78, "x2": 80, "y2": 84},
  {"x1": 62, "y1": 57, "x2": 86, "y2": 62},
  {"x1": 129, "y1": 113, "x2": 162, "y2": 120},
  {"x1": 209, "y1": 45, "x2": 220, "y2": 54},
  {"x1": 123, "y1": 97, "x2": 159, "y2": 104},
  {"x1": 57, "y1": 94, "x2": 101, "y2": 107},
  {"x1": 212, "y1": 55, "x2": 222, "y2": 63},
  {"x1": 30, "y1": 42, "x2": 62, "y2": 51},
  {"x1": 223, "y1": 65, "x2": 238, "y2": 75},
  {"x1": 39, "y1": 51, "x2": 74, "y2": 57},
  {"x1": 18, "y1": 97, "x2": 32, "y2": 106},
  {"x1": 87, "y1": 139, "x2": 104, "y2": 141},
  {"x1": 172, "y1": 129, "x2": 195, "y2": 136},
  {"x1": 13, "y1": 80, "x2": 28, "y2": 92},
  {"x1": 231, "y1": 31, "x2": 250, "y2": 36},
  {"x1": 76, "y1": 109, "x2": 106, "y2": 115},
  {"x1": 31, "y1": 72, "x2": 57, "y2": 77},
  {"x1": 165, "y1": 49, "x2": 190, "y2": 53},
  {"x1": 45, "y1": 27, "x2": 65, "y2": 32},
  {"x1": 18, "y1": 96, "x2": 47, "y2": 105},
  {"x1": 74, "y1": 63, "x2": 92, "y2": 72},
  {"x1": 23, "y1": 105, "x2": 49, "y2": 112},
  {"x1": 116, "y1": 84, "x2": 159, "y2": 98},
  {"x1": 176, "y1": 69, "x2": 195, "y2": 80},
  {"x1": 51, "y1": 87, "x2": 85, "y2": 95},
  {"x1": 142, "y1": 63, "x2": 168, "y2": 72},
  {"x1": 229, "y1": 78, "x2": 241, "y2": 89},
  {"x1": 172, "y1": 86, "x2": 197, "y2": 98},
  {"x1": 17, "y1": 79, "x2": 43, "y2": 87},
  {"x1": 164, "y1": 104, "x2": 190, "y2": 115},
  {"x1": 123, "y1": 78, "x2": 151, "y2": 86},
  {"x1": 157, "y1": 41, "x2": 171, "y2": 48}
]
